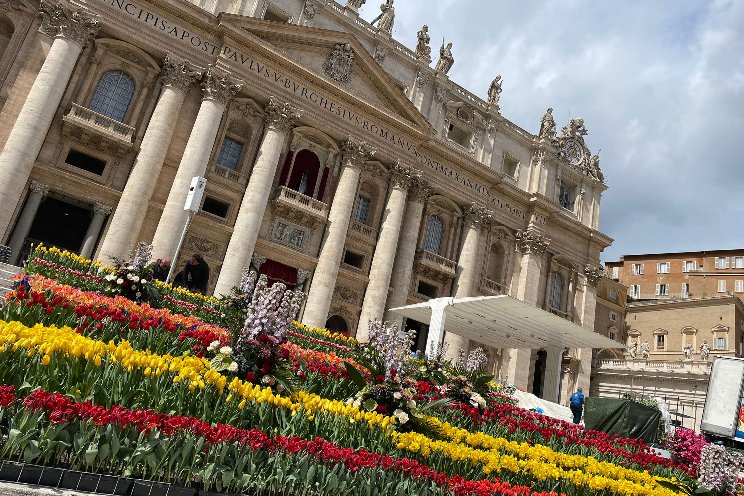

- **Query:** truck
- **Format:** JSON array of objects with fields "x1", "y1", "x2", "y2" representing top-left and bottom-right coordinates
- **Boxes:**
[{"x1": 700, "y1": 356, "x2": 744, "y2": 446}]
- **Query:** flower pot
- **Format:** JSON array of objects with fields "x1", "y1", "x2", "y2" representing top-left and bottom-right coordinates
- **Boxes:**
[
  {"x1": 132, "y1": 479, "x2": 170, "y2": 496},
  {"x1": 18, "y1": 463, "x2": 43, "y2": 485},
  {"x1": 38, "y1": 466, "x2": 64, "y2": 487},
  {"x1": 78, "y1": 472, "x2": 101, "y2": 491},
  {"x1": 59, "y1": 470, "x2": 82, "y2": 490},
  {"x1": 167, "y1": 485, "x2": 197, "y2": 496},
  {"x1": 0, "y1": 460, "x2": 23, "y2": 482}
]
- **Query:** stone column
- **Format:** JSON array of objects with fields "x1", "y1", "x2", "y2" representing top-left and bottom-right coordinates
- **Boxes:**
[
  {"x1": 443, "y1": 204, "x2": 493, "y2": 361},
  {"x1": 214, "y1": 99, "x2": 300, "y2": 296},
  {"x1": 98, "y1": 55, "x2": 201, "y2": 264},
  {"x1": 505, "y1": 227, "x2": 551, "y2": 389},
  {"x1": 571, "y1": 265, "x2": 601, "y2": 396},
  {"x1": 0, "y1": 3, "x2": 98, "y2": 239},
  {"x1": 302, "y1": 139, "x2": 375, "y2": 329},
  {"x1": 384, "y1": 180, "x2": 429, "y2": 327},
  {"x1": 151, "y1": 67, "x2": 242, "y2": 261},
  {"x1": 356, "y1": 163, "x2": 419, "y2": 340},
  {"x1": 7, "y1": 181, "x2": 49, "y2": 264},
  {"x1": 79, "y1": 202, "x2": 112, "y2": 259},
  {"x1": 542, "y1": 347, "x2": 563, "y2": 403}
]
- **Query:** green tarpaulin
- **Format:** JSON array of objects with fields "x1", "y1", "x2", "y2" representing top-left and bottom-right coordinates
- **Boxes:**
[{"x1": 583, "y1": 398, "x2": 661, "y2": 443}]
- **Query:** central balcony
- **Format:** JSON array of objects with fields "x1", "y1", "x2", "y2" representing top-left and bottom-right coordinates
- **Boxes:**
[
  {"x1": 415, "y1": 250, "x2": 457, "y2": 282},
  {"x1": 273, "y1": 186, "x2": 329, "y2": 227},
  {"x1": 62, "y1": 103, "x2": 136, "y2": 157}
]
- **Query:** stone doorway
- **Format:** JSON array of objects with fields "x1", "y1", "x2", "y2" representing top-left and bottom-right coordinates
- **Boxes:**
[
  {"x1": 532, "y1": 349, "x2": 547, "y2": 398},
  {"x1": 21, "y1": 197, "x2": 91, "y2": 262},
  {"x1": 405, "y1": 319, "x2": 429, "y2": 354}
]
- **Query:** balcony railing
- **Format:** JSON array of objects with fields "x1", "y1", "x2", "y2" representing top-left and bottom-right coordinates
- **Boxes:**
[
  {"x1": 63, "y1": 103, "x2": 136, "y2": 147},
  {"x1": 480, "y1": 277, "x2": 506, "y2": 296},
  {"x1": 273, "y1": 186, "x2": 329, "y2": 227},
  {"x1": 545, "y1": 305, "x2": 574, "y2": 322},
  {"x1": 348, "y1": 220, "x2": 375, "y2": 240},
  {"x1": 597, "y1": 359, "x2": 713, "y2": 375},
  {"x1": 415, "y1": 250, "x2": 457, "y2": 282},
  {"x1": 209, "y1": 163, "x2": 249, "y2": 186}
]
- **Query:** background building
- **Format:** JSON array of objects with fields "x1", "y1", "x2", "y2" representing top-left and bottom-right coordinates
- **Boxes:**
[{"x1": 0, "y1": 0, "x2": 611, "y2": 403}]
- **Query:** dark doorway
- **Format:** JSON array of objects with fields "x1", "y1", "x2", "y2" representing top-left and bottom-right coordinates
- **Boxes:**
[
  {"x1": 532, "y1": 349, "x2": 547, "y2": 398},
  {"x1": 405, "y1": 319, "x2": 429, "y2": 354},
  {"x1": 22, "y1": 197, "x2": 90, "y2": 260},
  {"x1": 325, "y1": 315, "x2": 349, "y2": 334}
]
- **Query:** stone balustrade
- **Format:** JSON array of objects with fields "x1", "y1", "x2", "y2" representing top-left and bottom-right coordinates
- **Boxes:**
[
  {"x1": 348, "y1": 220, "x2": 375, "y2": 239},
  {"x1": 415, "y1": 250, "x2": 457, "y2": 282},
  {"x1": 597, "y1": 359, "x2": 713, "y2": 374},
  {"x1": 209, "y1": 163, "x2": 250, "y2": 186},
  {"x1": 545, "y1": 305, "x2": 574, "y2": 322},
  {"x1": 64, "y1": 103, "x2": 136, "y2": 143},
  {"x1": 480, "y1": 276, "x2": 506, "y2": 295},
  {"x1": 273, "y1": 185, "x2": 329, "y2": 226}
]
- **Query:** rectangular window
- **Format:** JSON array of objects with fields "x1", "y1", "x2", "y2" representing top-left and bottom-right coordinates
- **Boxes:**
[
  {"x1": 609, "y1": 311, "x2": 618, "y2": 322},
  {"x1": 201, "y1": 197, "x2": 229, "y2": 218},
  {"x1": 736, "y1": 280, "x2": 744, "y2": 293},
  {"x1": 718, "y1": 280, "x2": 727, "y2": 293},
  {"x1": 656, "y1": 334, "x2": 666, "y2": 349},
  {"x1": 343, "y1": 250, "x2": 364, "y2": 269},
  {"x1": 632, "y1": 263, "x2": 644, "y2": 275},
  {"x1": 715, "y1": 257, "x2": 730, "y2": 269},
  {"x1": 683, "y1": 260, "x2": 696, "y2": 272},
  {"x1": 657, "y1": 262, "x2": 670, "y2": 274},
  {"x1": 608, "y1": 289, "x2": 618, "y2": 302},
  {"x1": 681, "y1": 283, "x2": 690, "y2": 298},
  {"x1": 714, "y1": 336, "x2": 727, "y2": 350},
  {"x1": 655, "y1": 283, "x2": 668, "y2": 296},
  {"x1": 610, "y1": 267, "x2": 619, "y2": 279},
  {"x1": 354, "y1": 196, "x2": 371, "y2": 224},
  {"x1": 65, "y1": 149, "x2": 106, "y2": 175},
  {"x1": 608, "y1": 330, "x2": 616, "y2": 340},
  {"x1": 558, "y1": 182, "x2": 575, "y2": 211},
  {"x1": 503, "y1": 155, "x2": 519, "y2": 179},
  {"x1": 216, "y1": 137, "x2": 244, "y2": 170},
  {"x1": 417, "y1": 281, "x2": 437, "y2": 298},
  {"x1": 447, "y1": 123, "x2": 472, "y2": 148},
  {"x1": 736, "y1": 257, "x2": 744, "y2": 269},
  {"x1": 629, "y1": 285, "x2": 641, "y2": 299}
]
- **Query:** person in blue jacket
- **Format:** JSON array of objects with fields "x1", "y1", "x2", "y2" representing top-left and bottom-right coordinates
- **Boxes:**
[{"x1": 569, "y1": 387, "x2": 585, "y2": 424}]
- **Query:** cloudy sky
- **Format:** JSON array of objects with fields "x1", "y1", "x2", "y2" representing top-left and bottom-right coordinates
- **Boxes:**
[{"x1": 357, "y1": 0, "x2": 744, "y2": 262}]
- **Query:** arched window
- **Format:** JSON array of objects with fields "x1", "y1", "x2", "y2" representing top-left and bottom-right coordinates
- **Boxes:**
[
  {"x1": 88, "y1": 70, "x2": 135, "y2": 121},
  {"x1": 325, "y1": 315, "x2": 349, "y2": 333},
  {"x1": 354, "y1": 195, "x2": 371, "y2": 224},
  {"x1": 487, "y1": 243, "x2": 506, "y2": 283},
  {"x1": 424, "y1": 215, "x2": 444, "y2": 254},
  {"x1": 548, "y1": 272, "x2": 564, "y2": 311}
]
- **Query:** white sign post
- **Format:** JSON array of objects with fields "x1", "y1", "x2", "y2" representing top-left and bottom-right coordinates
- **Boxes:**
[{"x1": 166, "y1": 176, "x2": 206, "y2": 284}]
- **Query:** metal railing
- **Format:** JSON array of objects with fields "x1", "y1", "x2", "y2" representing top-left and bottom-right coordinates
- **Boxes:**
[{"x1": 66, "y1": 103, "x2": 135, "y2": 142}]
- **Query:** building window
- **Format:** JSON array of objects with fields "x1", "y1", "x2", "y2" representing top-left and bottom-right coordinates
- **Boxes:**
[
  {"x1": 609, "y1": 330, "x2": 616, "y2": 340},
  {"x1": 715, "y1": 336, "x2": 727, "y2": 350},
  {"x1": 632, "y1": 263, "x2": 644, "y2": 275},
  {"x1": 683, "y1": 260, "x2": 696, "y2": 272},
  {"x1": 736, "y1": 257, "x2": 744, "y2": 269},
  {"x1": 629, "y1": 284, "x2": 641, "y2": 299},
  {"x1": 657, "y1": 262, "x2": 670, "y2": 274},
  {"x1": 715, "y1": 257, "x2": 730, "y2": 269},
  {"x1": 447, "y1": 123, "x2": 472, "y2": 148},
  {"x1": 608, "y1": 289, "x2": 618, "y2": 302},
  {"x1": 681, "y1": 283, "x2": 690, "y2": 298},
  {"x1": 417, "y1": 281, "x2": 437, "y2": 298},
  {"x1": 423, "y1": 215, "x2": 444, "y2": 254},
  {"x1": 656, "y1": 334, "x2": 666, "y2": 350},
  {"x1": 201, "y1": 197, "x2": 229, "y2": 218},
  {"x1": 216, "y1": 137, "x2": 244, "y2": 170},
  {"x1": 558, "y1": 181, "x2": 575, "y2": 211},
  {"x1": 343, "y1": 251, "x2": 364, "y2": 269},
  {"x1": 736, "y1": 280, "x2": 744, "y2": 293},
  {"x1": 718, "y1": 280, "x2": 727, "y2": 293},
  {"x1": 88, "y1": 70, "x2": 135, "y2": 122},
  {"x1": 548, "y1": 272, "x2": 564, "y2": 311},
  {"x1": 354, "y1": 196, "x2": 371, "y2": 225},
  {"x1": 503, "y1": 155, "x2": 519, "y2": 179},
  {"x1": 65, "y1": 149, "x2": 106, "y2": 175},
  {"x1": 610, "y1": 266, "x2": 619, "y2": 279},
  {"x1": 655, "y1": 283, "x2": 668, "y2": 296},
  {"x1": 609, "y1": 311, "x2": 618, "y2": 322}
]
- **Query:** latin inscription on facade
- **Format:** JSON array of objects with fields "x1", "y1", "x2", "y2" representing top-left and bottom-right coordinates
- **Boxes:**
[{"x1": 98, "y1": 0, "x2": 540, "y2": 225}]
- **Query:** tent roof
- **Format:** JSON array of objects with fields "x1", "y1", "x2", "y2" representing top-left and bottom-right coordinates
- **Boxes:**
[{"x1": 390, "y1": 295, "x2": 623, "y2": 350}]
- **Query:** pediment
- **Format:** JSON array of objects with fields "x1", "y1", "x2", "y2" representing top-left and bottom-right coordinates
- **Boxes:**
[{"x1": 218, "y1": 16, "x2": 433, "y2": 136}]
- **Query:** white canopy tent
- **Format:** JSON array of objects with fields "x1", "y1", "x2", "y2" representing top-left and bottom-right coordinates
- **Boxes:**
[{"x1": 390, "y1": 295, "x2": 623, "y2": 402}]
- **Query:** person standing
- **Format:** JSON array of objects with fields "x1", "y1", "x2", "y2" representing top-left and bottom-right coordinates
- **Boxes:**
[
  {"x1": 183, "y1": 254, "x2": 210, "y2": 294},
  {"x1": 569, "y1": 387, "x2": 585, "y2": 424}
]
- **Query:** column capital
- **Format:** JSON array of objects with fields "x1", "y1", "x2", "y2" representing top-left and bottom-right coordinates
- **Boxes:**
[
  {"x1": 388, "y1": 161, "x2": 421, "y2": 190},
  {"x1": 264, "y1": 98, "x2": 301, "y2": 133},
  {"x1": 39, "y1": 1, "x2": 99, "y2": 47},
  {"x1": 583, "y1": 264, "x2": 602, "y2": 287},
  {"x1": 341, "y1": 138, "x2": 375, "y2": 166},
  {"x1": 201, "y1": 66, "x2": 243, "y2": 107},
  {"x1": 161, "y1": 54, "x2": 202, "y2": 93},
  {"x1": 29, "y1": 180, "x2": 49, "y2": 197},
  {"x1": 93, "y1": 201, "x2": 112, "y2": 216},
  {"x1": 463, "y1": 203, "x2": 493, "y2": 229},
  {"x1": 408, "y1": 177, "x2": 430, "y2": 203},
  {"x1": 515, "y1": 227, "x2": 550, "y2": 255}
]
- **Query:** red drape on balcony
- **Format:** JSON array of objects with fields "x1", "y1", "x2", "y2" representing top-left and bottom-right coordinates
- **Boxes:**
[
  {"x1": 317, "y1": 167, "x2": 330, "y2": 201},
  {"x1": 286, "y1": 149, "x2": 320, "y2": 198},
  {"x1": 259, "y1": 259, "x2": 298, "y2": 288}
]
